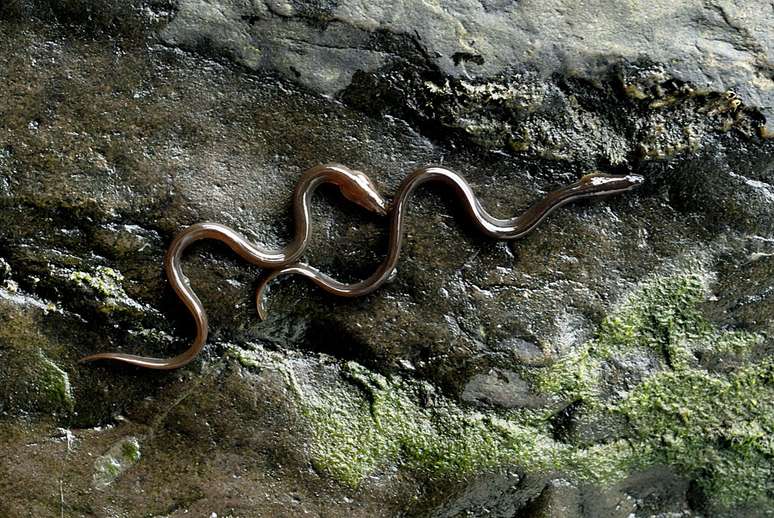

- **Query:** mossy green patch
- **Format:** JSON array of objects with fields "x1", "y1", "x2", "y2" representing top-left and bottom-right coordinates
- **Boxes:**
[
  {"x1": 34, "y1": 351, "x2": 75, "y2": 413},
  {"x1": 120, "y1": 437, "x2": 141, "y2": 463},
  {"x1": 0, "y1": 294, "x2": 75, "y2": 415},
  {"x1": 618, "y1": 362, "x2": 774, "y2": 508},
  {"x1": 708, "y1": 330, "x2": 764, "y2": 356},
  {"x1": 301, "y1": 381, "x2": 396, "y2": 487},
  {"x1": 530, "y1": 272, "x2": 737, "y2": 401},
  {"x1": 273, "y1": 271, "x2": 769, "y2": 512},
  {"x1": 526, "y1": 273, "x2": 771, "y2": 510},
  {"x1": 93, "y1": 436, "x2": 142, "y2": 489},
  {"x1": 293, "y1": 361, "x2": 633, "y2": 489},
  {"x1": 69, "y1": 266, "x2": 125, "y2": 298},
  {"x1": 68, "y1": 266, "x2": 144, "y2": 315}
]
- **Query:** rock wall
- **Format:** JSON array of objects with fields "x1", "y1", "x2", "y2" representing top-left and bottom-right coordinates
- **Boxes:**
[{"x1": 0, "y1": 2, "x2": 772, "y2": 516}]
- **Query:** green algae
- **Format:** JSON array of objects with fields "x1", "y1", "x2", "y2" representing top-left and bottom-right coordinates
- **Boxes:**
[
  {"x1": 34, "y1": 351, "x2": 75, "y2": 413},
  {"x1": 67, "y1": 266, "x2": 144, "y2": 315},
  {"x1": 618, "y1": 362, "x2": 774, "y2": 508},
  {"x1": 272, "y1": 271, "x2": 769, "y2": 511},
  {"x1": 531, "y1": 272, "x2": 720, "y2": 400},
  {"x1": 120, "y1": 438, "x2": 141, "y2": 463},
  {"x1": 528, "y1": 272, "x2": 772, "y2": 510},
  {"x1": 69, "y1": 266, "x2": 125, "y2": 299},
  {"x1": 93, "y1": 436, "x2": 142, "y2": 489},
  {"x1": 295, "y1": 359, "x2": 635, "y2": 489},
  {"x1": 301, "y1": 381, "x2": 396, "y2": 486},
  {"x1": 0, "y1": 292, "x2": 75, "y2": 415},
  {"x1": 2, "y1": 349, "x2": 76, "y2": 415}
]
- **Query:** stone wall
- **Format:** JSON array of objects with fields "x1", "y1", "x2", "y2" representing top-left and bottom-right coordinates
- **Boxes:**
[{"x1": 0, "y1": 2, "x2": 772, "y2": 516}]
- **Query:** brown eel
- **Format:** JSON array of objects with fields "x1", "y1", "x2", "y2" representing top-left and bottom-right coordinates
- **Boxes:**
[
  {"x1": 81, "y1": 165, "x2": 643, "y2": 370},
  {"x1": 79, "y1": 163, "x2": 387, "y2": 369},
  {"x1": 256, "y1": 167, "x2": 643, "y2": 318}
]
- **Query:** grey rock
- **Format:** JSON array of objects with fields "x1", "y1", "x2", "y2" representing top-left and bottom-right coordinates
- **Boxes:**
[
  {"x1": 461, "y1": 368, "x2": 548, "y2": 409},
  {"x1": 492, "y1": 337, "x2": 548, "y2": 366},
  {"x1": 551, "y1": 402, "x2": 629, "y2": 448},
  {"x1": 0, "y1": 2, "x2": 772, "y2": 517},
  {"x1": 582, "y1": 468, "x2": 693, "y2": 518},
  {"x1": 161, "y1": 0, "x2": 774, "y2": 132},
  {"x1": 428, "y1": 469, "x2": 544, "y2": 518},
  {"x1": 521, "y1": 480, "x2": 583, "y2": 518}
]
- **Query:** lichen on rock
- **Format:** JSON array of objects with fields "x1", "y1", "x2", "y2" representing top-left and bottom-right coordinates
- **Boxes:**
[
  {"x1": 93, "y1": 436, "x2": 142, "y2": 490},
  {"x1": 345, "y1": 63, "x2": 766, "y2": 166},
  {"x1": 64, "y1": 265, "x2": 149, "y2": 317},
  {"x1": 0, "y1": 286, "x2": 75, "y2": 415},
  {"x1": 274, "y1": 270, "x2": 770, "y2": 513}
]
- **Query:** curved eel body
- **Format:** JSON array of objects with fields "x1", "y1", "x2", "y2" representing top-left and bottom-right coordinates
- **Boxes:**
[
  {"x1": 255, "y1": 167, "x2": 643, "y2": 318},
  {"x1": 81, "y1": 165, "x2": 643, "y2": 370},
  {"x1": 79, "y1": 164, "x2": 388, "y2": 369}
]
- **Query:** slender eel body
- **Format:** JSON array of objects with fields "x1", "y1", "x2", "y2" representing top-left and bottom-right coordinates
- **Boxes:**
[
  {"x1": 81, "y1": 164, "x2": 642, "y2": 370},
  {"x1": 255, "y1": 167, "x2": 644, "y2": 318},
  {"x1": 79, "y1": 164, "x2": 388, "y2": 369}
]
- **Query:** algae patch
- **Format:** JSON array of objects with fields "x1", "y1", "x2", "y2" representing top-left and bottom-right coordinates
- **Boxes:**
[
  {"x1": 1, "y1": 350, "x2": 76, "y2": 415},
  {"x1": 67, "y1": 266, "x2": 145, "y2": 315},
  {"x1": 293, "y1": 360, "x2": 635, "y2": 489},
  {"x1": 34, "y1": 351, "x2": 75, "y2": 413},
  {"x1": 0, "y1": 292, "x2": 75, "y2": 415},
  {"x1": 619, "y1": 363, "x2": 774, "y2": 508},
  {"x1": 531, "y1": 272, "x2": 771, "y2": 510},
  {"x1": 69, "y1": 266, "x2": 126, "y2": 299},
  {"x1": 271, "y1": 271, "x2": 769, "y2": 512},
  {"x1": 93, "y1": 436, "x2": 142, "y2": 489},
  {"x1": 530, "y1": 273, "x2": 716, "y2": 400},
  {"x1": 345, "y1": 63, "x2": 765, "y2": 165}
]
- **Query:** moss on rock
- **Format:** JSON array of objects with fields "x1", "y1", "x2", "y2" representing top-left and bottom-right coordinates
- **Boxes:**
[
  {"x1": 272, "y1": 271, "x2": 769, "y2": 512},
  {"x1": 93, "y1": 436, "x2": 142, "y2": 489},
  {"x1": 69, "y1": 266, "x2": 125, "y2": 299},
  {"x1": 0, "y1": 290, "x2": 75, "y2": 415},
  {"x1": 291, "y1": 356, "x2": 634, "y2": 489},
  {"x1": 32, "y1": 351, "x2": 75, "y2": 413},
  {"x1": 345, "y1": 63, "x2": 765, "y2": 166},
  {"x1": 67, "y1": 266, "x2": 146, "y2": 316},
  {"x1": 618, "y1": 363, "x2": 774, "y2": 508}
]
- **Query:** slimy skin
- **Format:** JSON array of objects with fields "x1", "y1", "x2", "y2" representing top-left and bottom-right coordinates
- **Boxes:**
[
  {"x1": 79, "y1": 164, "x2": 388, "y2": 370},
  {"x1": 81, "y1": 165, "x2": 643, "y2": 370},
  {"x1": 255, "y1": 168, "x2": 644, "y2": 318}
]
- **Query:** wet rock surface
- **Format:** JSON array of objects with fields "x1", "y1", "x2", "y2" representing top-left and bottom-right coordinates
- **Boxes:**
[{"x1": 0, "y1": 2, "x2": 773, "y2": 517}]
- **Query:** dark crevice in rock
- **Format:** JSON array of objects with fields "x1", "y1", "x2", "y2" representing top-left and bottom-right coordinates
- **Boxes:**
[
  {"x1": 451, "y1": 52, "x2": 485, "y2": 66},
  {"x1": 240, "y1": 14, "x2": 262, "y2": 25},
  {"x1": 0, "y1": 0, "x2": 176, "y2": 39},
  {"x1": 304, "y1": 318, "x2": 383, "y2": 368},
  {"x1": 550, "y1": 399, "x2": 583, "y2": 443}
]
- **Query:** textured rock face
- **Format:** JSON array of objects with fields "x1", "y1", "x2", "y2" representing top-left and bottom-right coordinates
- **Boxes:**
[
  {"x1": 162, "y1": 0, "x2": 774, "y2": 134},
  {"x1": 0, "y1": 2, "x2": 772, "y2": 517}
]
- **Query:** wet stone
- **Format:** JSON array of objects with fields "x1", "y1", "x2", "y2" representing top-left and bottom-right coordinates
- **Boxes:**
[
  {"x1": 0, "y1": 3, "x2": 772, "y2": 517},
  {"x1": 461, "y1": 368, "x2": 548, "y2": 409}
]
